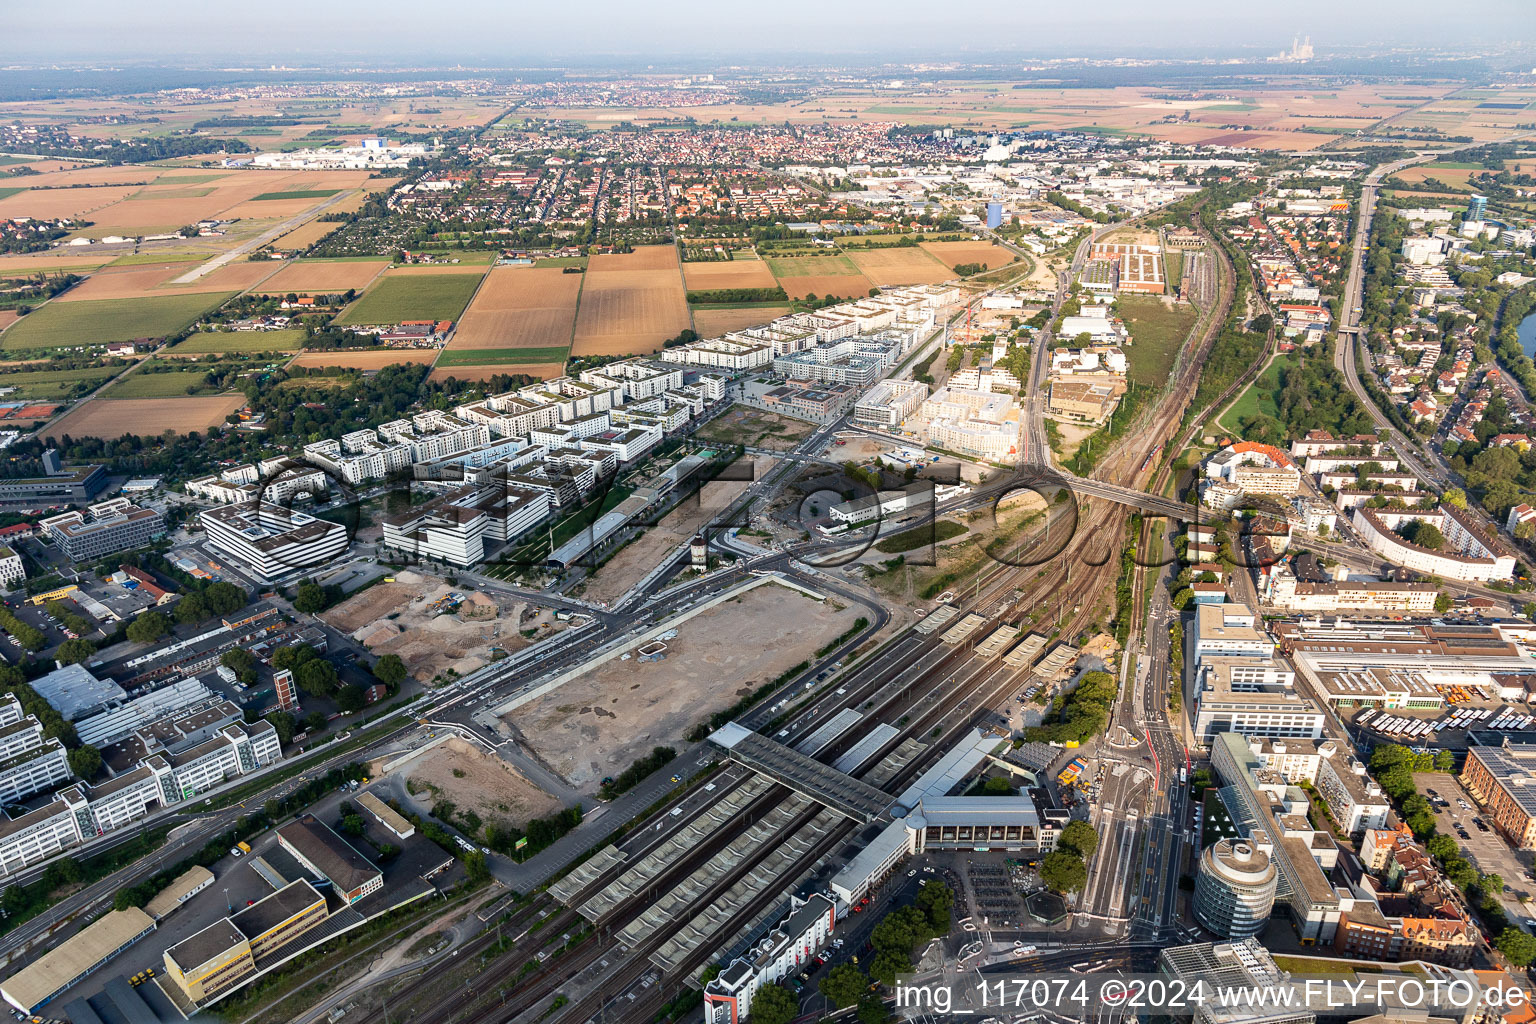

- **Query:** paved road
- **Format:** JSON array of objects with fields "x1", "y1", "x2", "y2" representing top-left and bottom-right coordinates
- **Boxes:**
[{"x1": 171, "y1": 188, "x2": 361, "y2": 283}]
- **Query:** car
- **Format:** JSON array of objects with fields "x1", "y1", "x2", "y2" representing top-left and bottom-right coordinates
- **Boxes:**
[
  {"x1": 670, "y1": 774, "x2": 681, "y2": 783},
  {"x1": 852, "y1": 904, "x2": 862, "y2": 913},
  {"x1": 230, "y1": 847, "x2": 243, "y2": 858},
  {"x1": 247, "y1": 899, "x2": 255, "y2": 906}
]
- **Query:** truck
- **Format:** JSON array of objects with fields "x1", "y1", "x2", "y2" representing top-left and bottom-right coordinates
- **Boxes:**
[{"x1": 237, "y1": 841, "x2": 251, "y2": 854}]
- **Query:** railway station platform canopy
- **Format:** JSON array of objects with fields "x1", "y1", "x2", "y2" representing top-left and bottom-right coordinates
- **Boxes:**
[{"x1": 710, "y1": 722, "x2": 893, "y2": 823}]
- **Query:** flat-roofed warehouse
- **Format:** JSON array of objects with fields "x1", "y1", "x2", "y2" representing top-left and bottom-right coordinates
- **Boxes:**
[
  {"x1": 277, "y1": 814, "x2": 383, "y2": 904},
  {"x1": 145, "y1": 865, "x2": 214, "y2": 921},
  {"x1": 357, "y1": 791, "x2": 415, "y2": 839},
  {"x1": 1, "y1": 907, "x2": 155, "y2": 1014}
]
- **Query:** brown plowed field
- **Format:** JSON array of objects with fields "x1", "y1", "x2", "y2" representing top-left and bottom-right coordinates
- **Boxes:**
[
  {"x1": 774, "y1": 273, "x2": 872, "y2": 301},
  {"x1": 848, "y1": 247, "x2": 954, "y2": 286},
  {"x1": 920, "y1": 240, "x2": 1013, "y2": 271},
  {"x1": 43, "y1": 395, "x2": 245, "y2": 438},
  {"x1": 682, "y1": 259, "x2": 778, "y2": 290},
  {"x1": 692, "y1": 305, "x2": 792, "y2": 337},
  {"x1": 571, "y1": 253, "x2": 689, "y2": 357},
  {"x1": 55, "y1": 264, "x2": 202, "y2": 301},
  {"x1": 289, "y1": 349, "x2": 440, "y2": 370},
  {"x1": 449, "y1": 266, "x2": 581, "y2": 350},
  {"x1": 0, "y1": 186, "x2": 138, "y2": 221},
  {"x1": 260, "y1": 259, "x2": 391, "y2": 295}
]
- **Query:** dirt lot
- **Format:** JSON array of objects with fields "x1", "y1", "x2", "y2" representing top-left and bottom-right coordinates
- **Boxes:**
[
  {"x1": 920, "y1": 240, "x2": 1013, "y2": 271},
  {"x1": 324, "y1": 571, "x2": 567, "y2": 681},
  {"x1": 504, "y1": 581, "x2": 863, "y2": 789},
  {"x1": 289, "y1": 349, "x2": 440, "y2": 370},
  {"x1": 692, "y1": 305, "x2": 791, "y2": 337},
  {"x1": 403, "y1": 737, "x2": 562, "y2": 827},
  {"x1": 848, "y1": 247, "x2": 954, "y2": 286},
  {"x1": 571, "y1": 264, "x2": 690, "y2": 357},
  {"x1": 695, "y1": 405, "x2": 816, "y2": 450},
  {"x1": 577, "y1": 455, "x2": 771, "y2": 605},
  {"x1": 682, "y1": 259, "x2": 779, "y2": 291},
  {"x1": 261, "y1": 259, "x2": 391, "y2": 294},
  {"x1": 42, "y1": 394, "x2": 245, "y2": 438},
  {"x1": 449, "y1": 266, "x2": 581, "y2": 350}
]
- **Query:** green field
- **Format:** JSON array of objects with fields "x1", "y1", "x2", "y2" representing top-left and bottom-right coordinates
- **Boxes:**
[
  {"x1": 435, "y1": 346, "x2": 568, "y2": 366},
  {"x1": 171, "y1": 328, "x2": 306, "y2": 354},
  {"x1": 0, "y1": 188, "x2": 25, "y2": 202},
  {"x1": 2, "y1": 292, "x2": 235, "y2": 351},
  {"x1": 1215, "y1": 352, "x2": 1294, "y2": 434},
  {"x1": 251, "y1": 189, "x2": 341, "y2": 202},
  {"x1": 153, "y1": 173, "x2": 229, "y2": 184},
  {"x1": 128, "y1": 187, "x2": 213, "y2": 201},
  {"x1": 0, "y1": 365, "x2": 119, "y2": 398},
  {"x1": 1117, "y1": 295, "x2": 1200, "y2": 389},
  {"x1": 98, "y1": 369, "x2": 233, "y2": 399},
  {"x1": 764, "y1": 255, "x2": 861, "y2": 277},
  {"x1": 335, "y1": 273, "x2": 485, "y2": 326}
]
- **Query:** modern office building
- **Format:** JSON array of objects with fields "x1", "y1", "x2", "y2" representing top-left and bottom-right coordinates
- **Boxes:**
[
  {"x1": 379, "y1": 482, "x2": 552, "y2": 566},
  {"x1": 201, "y1": 501, "x2": 349, "y2": 583},
  {"x1": 852, "y1": 379, "x2": 928, "y2": 431},
  {"x1": 0, "y1": 464, "x2": 107, "y2": 509},
  {"x1": 1158, "y1": 938, "x2": 1315, "y2": 1024},
  {"x1": 1192, "y1": 657, "x2": 1325, "y2": 744},
  {"x1": 1466, "y1": 194, "x2": 1487, "y2": 221},
  {"x1": 0, "y1": 545, "x2": 22, "y2": 589},
  {"x1": 40, "y1": 498, "x2": 165, "y2": 561},
  {"x1": 1461, "y1": 741, "x2": 1536, "y2": 848},
  {"x1": 1194, "y1": 839, "x2": 1278, "y2": 939}
]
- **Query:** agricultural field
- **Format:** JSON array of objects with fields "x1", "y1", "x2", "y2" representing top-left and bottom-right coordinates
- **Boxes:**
[
  {"x1": 1, "y1": 292, "x2": 235, "y2": 351},
  {"x1": 571, "y1": 245, "x2": 689, "y2": 357},
  {"x1": 41, "y1": 394, "x2": 246, "y2": 439},
  {"x1": 0, "y1": 364, "x2": 119, "y2": 399},
  {"x1": 334, "y1": 267, "x2": 486, "y2": 326},
  {"x1": 682, "y1": 259, "x2": 779, "y2": 291},
  {"x1": 763, "y1": 254, "x2": 872, "y2": 301},
  {"x1": 169, "y1": 329, "x2": 306, "y2": 354},
  {"x1": 846, "y1": 246, "x2": 954, "y2": 286},
  {"x1": 446, "y1": 266, "x2": 581, "y2": 362},
  {"x1": 429, "y1": 362, "x2": 566, "y2": 383},
  {"x1": 259, "y1": 258, "x2": 391, "y2": 295},
  {"x1": 57, "y1": 260, "x2": 276, "y2": 301},
  {"x1": 692, "y1": 305, "x2": 793, "y2": 337},
  {"x1": 97, "y1": 365, "x2": 236, "y2": 399},
  {"x1": 920, "y1": 240, "x2": 1014, "y2": 271},
  {"x1": 288, "y1": 349, "x2": 439, "y2": 370}
]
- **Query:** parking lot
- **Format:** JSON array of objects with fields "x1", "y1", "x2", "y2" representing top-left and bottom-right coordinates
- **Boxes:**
[{"x1": 1418, "y1": 771, "x2": 1535, "y2": 929}]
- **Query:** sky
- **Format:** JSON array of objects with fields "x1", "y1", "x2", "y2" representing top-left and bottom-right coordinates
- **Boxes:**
[{"x1": 13, "y1": 0, "x2": 1534, "y2": 63}]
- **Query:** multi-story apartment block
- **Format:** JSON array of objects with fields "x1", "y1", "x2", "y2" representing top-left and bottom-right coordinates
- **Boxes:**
[
  {"x1": 380, "y1": 482, "x2": 552, "y2": 566},
  {"x1": 0, "y1": 545, "x2": 23, "y2": 589},
  {"x1": 201, "y1": 501, "x2": 349, "y2": 583},
  {"x1": 302, "y1": 431, "x2": 412, "y2": 484}
]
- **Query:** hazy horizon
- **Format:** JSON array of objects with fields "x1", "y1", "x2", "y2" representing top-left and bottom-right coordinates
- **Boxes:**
[{"x1": 15, "y1": 0, "x2": 1536, "y2": 64}]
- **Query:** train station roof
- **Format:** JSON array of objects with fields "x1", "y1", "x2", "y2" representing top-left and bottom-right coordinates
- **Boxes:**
[{"x1": 710, "y1": 723, "x2": 893, "y2": 822}]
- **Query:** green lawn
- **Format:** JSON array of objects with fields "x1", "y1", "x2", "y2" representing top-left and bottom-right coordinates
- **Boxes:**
[
  {"x1": 108, "y1": 252, "x2": 205, "y2": 267},
  {"x1": 765, "y1": 255, "x2": 860, "y2": 278},
  {"x1": 171, "y1": 329, "x2": 306, "y2": 354},
  {"x1": 0, "y1": 187, "x2": 26, "y2": 202},
  {"x1": 1215, "y1": 352, "x2": 1294, "y2": 435},
  {"x1": 251, "y1": 189, "x2": 341, "y2": 202},
  {"x1": 2, "y1": 292, "x2": 235, "y2": 351},
  {"x1": 98, "y1": 369, "x2": 233, "y2": 399},
  {"x1": 1118, "y1": 295, "x2": 1199, "y2": 389},
  {"x1": 0, "y1": 365, "x2": 119, "y2": 399},
  {"x1": 435, "y1": 346, "x2": 568, "y2": 366},
  {"x1": 335, "y1": 274, "x2": 484, "y2": 326},
  {"x1": 127, "y1": 187, "x2": 214, "y2": 201},
  {"x1": 1163, "y1": 249, "x2": 1184, "y2": 289}
]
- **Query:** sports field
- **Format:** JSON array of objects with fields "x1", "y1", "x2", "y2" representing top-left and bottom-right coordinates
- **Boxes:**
[
  {"x1": 2, "y1": 292, "x2": 235, "y2": 351},
  {"x1": 334, "y1": 269, "x2": 486, "y2": 325},
  {"x1": 571, "y1": 246, "x2": 689, "y2": 357},
  {"x1": 448, "y1": 266, "x2": 581, "y2": 354},
  {"x1": 43, "y1": 395, "x2": 246, "y2": 439}
]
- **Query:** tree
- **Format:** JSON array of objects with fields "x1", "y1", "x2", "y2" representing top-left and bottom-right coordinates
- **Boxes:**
[
  {"x1": 1498, "y1": 926, "x2": 1536, "y2": 966},
  {"x1": 293, "y1": 581, "x2": 328, "y2": 614},
  {"x1": 297, "y1": 659, "x2": 339, "y2": 698},
  {"x1": 203, "y1": 581, "x2": 246, "y2": 616},
  {"x1": 266, "y1": 712, "x2": 297, "y2": 745},
  {"x1": 1434, "y1": 592, "x2": 1454, "y2": 613},
  {"x1": 983, "y1": 775, "x2": 1012, "y2": 795},
  {"x1": 868, "y1": 949, "x2": 913, "y2": 986},
  {"x1": 69, "y1": 745, "x2": 102, "y2": 780},
  {"x1": 857, "y1": 996, "x2": 892, "y2": 1024},
  {"x1": 461, "y1": 849, "x2": 491, "y2": 885},
  {"x1": 1040, "y1": 851, "x2": 1087, "y2": 893},
  {"x1": 1443, "y1": 487, "x2": 1468, "y2": 510},
  {"x1": 125, "y1": 611, "x2": 170, "y2": 645},
  {"x1": 55, "y1": 637, "x2": 96, "y2": 665},
  {"x1": 1482, "y1": 873, "x2": 1505, "y2": 897},
  {"x1": 914, "y1": 880, "x2": 954, "y2": 933},
  {"x1": 340, "y1": 813, "x2": 367, "y2": 836},
  {"x1": 1426, "y1": 834, "x2": 1458, "y2": 861},
  {"x1": 819, "y1": 965, "x2": 867, "y2": 1009},
  {"x1": 303, "y1": 710, "x2": 328, "y2": 734},
  {"x1": 174, "y1": 593, "x2": 208, "y2": 624},
  {"x1": 748, "y1": 984, "x2": 799, "y2": 1024},
  {"x1": 372, "y1": 653, "x2": 407, "y2": 687},
  {"x1": 1058, "y1": 820, "x2": 1100, "y2": 859},
  {"x1": 336, "y1": 685, "x2": 366, "y2": 714},
  {"x1": 1433, "y1": 749, "x2": 1455, "y2": 771}
]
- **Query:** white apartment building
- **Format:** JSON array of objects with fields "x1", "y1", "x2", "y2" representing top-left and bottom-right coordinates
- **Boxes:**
[
  {"x1": 853, "y1": 379, "x2": 928, "y2": 431},
  {"x1": 658, "y1": 338, "x2": 771, "y2": 370},
  {"x1": 377, "y1": 411, "x2": 491, "y2": 462},
  {"x1": 913, "y1": 386, "x2": 1022, "y2": 462},
  {"x1": 704, "y1": 895, "x2": 836, "y2": 1024},
  {"x1": 185, "y1": 457, "x2": 329, "y2": 505},
  {"x1": 380, "y1": 483, "x2": 552, "y2": 566},
  {"x1": 0, "y1": 740, "x2": 71, "y2": 805},
  {"x1": 1352, "y1": 505, "x2": 1516, "y2": 582},
  {"x1": 0, "y1": 545, "x2": 23, "y2": 589},
  {"x1": 0, "y1": 788, "x2": 91, "y2": 877},
  {"x1": 201, "y1": 501, "x2": 350, "y2": 583},
  {"x1": 303, "y1": 430, "x2": 411, "y2": 484},
  {"x1": 1193, "y1": 656, "x2": 1325, "y2": 744},
  {"x1": 1315, "y1": 751, "x2": 1391, "y2": 834}
]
